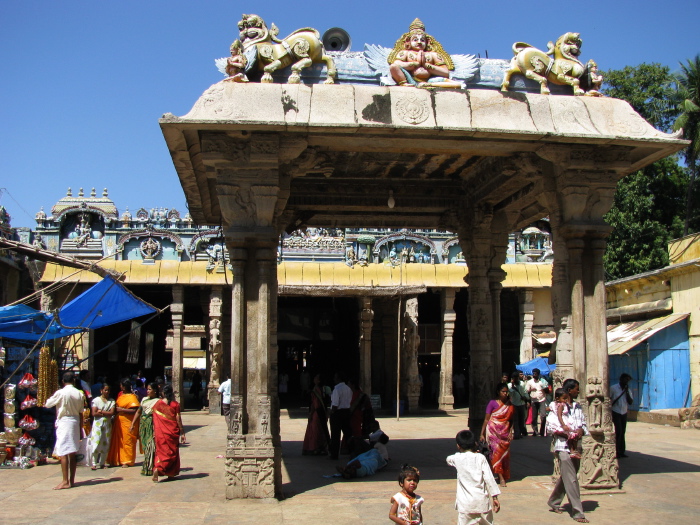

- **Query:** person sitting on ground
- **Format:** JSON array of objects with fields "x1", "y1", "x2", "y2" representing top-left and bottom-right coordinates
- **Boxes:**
[
  {"x1": 336, "y1": 434, "x2": 390, "y2": 479},
  {"x1": 447, "y1": 430, "x2": 501, "y2": 525},
  {"x1": 349, "y1": 419, "x2": 390, "y2": 459}
]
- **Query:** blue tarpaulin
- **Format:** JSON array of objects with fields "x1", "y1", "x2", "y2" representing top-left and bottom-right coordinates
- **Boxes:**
[
  {"x1": 516, "y1": 357, "x2": 556, "y2": 376},
  {"x1": 0, "y1": 275, "x2": 157, "y2": 342}
]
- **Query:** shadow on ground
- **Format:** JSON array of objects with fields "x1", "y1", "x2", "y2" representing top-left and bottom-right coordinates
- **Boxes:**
[{"x1": 280, "y1": 433, "x2": 700, "y2": 498}]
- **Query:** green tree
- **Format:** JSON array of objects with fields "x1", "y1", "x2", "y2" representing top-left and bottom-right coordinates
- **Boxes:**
[
  {"x1": 602, "y1": 63, "x2": 687, "y2": 279},
  {"x1": 603, "y1": 63, "x2": 678, "y2": 131},
  {"x1": 673, "y1": 55, "x2": 700, "y2": 234},
  {"x1": 603, "y1": 157, "x2": 687, "y2": 279}
]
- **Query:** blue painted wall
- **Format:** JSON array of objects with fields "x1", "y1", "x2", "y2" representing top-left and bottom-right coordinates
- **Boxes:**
[{"x1": 609, "y1": 319, "x2": 690, "y2": 411}]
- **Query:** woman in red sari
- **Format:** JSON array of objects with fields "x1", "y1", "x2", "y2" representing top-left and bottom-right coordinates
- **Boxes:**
[
  {"x1": 152, "y1": 384, "x2": 186, "y2": 482},
  {"x1": 302, "y1": 374, "x2": 330, "y2": 455},
  {"x1": 348, "y1": 379, "x2": 373, "y2": 438},
  {"x1": 480, "y1": 382, "x2": 514, "y2": 487}
]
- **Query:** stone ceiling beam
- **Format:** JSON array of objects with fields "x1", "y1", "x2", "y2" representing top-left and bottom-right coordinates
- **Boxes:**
[{"x1": 161, "y1": 84, "x2": 687, "y2": 228}]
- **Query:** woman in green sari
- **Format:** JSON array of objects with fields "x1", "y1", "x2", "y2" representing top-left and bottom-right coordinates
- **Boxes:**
[{"x1": 130, "y1": 382, "x2": 160, "y2": 476}]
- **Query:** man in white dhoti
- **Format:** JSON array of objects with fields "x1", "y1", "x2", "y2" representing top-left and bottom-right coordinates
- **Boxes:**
[{"x1": 45, "y1": 371, "x2": 85, "y2": 489}]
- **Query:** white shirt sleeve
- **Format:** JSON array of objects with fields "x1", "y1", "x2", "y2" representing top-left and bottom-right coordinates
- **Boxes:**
[
  {"x1": 44, "y1": 389, "x2": 62, "y2": 409},
  {"x1": 481, "y1": 454, "x2": 501, "y2": 498}
]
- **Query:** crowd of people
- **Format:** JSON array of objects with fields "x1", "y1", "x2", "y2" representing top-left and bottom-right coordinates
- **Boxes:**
[
  {"x1": 45, "y1": 365, "x2": 629, "y2": 523},
  {"x1": 45, "y1": 370, "x2": 186, "y2": 489},
  {"x1": 293, "y1": 367, "x2": 599, "y2": 523},
  {"x1": 478, "y1": 370, "x2": 591, "y2": 523},
  {"x1": 300, "y1": 372, "x2": 378, "y2": 461}
]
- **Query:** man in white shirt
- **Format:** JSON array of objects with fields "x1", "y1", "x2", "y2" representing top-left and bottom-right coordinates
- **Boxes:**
[
  {"x1": 610, "y1": 373, "x2": 634, "y2": 458},
  {"x1": 547, "y1": 378, "x2": 588, "y2": 522},
  {"x1": 329, "y1": 372, "x2": 353, "y2": 460},
  {"x1": 525, "y1": 368, "x2": 550, "y2": 436},
  {"x1": 218, "y1": 375, "x2": 232, "y2": 420},
  {"x1": 45, "y1": 371, "x2": 85, "y2": 490}
]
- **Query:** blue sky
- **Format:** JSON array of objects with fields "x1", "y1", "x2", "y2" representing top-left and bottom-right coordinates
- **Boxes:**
[{"x1": 1, "y1": 0, "x2": 698, "y2": 228}]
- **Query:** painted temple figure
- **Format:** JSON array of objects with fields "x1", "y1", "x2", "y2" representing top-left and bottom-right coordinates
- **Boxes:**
[
  {"x1": 388, "y1": 19, "x2": 462, "y2": 88},
  {"x1": 224, "y1": 40, "x2": 249, "y2": 83}
]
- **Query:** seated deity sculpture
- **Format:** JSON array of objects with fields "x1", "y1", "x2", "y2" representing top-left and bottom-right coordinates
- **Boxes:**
[
  {"x1": 224, "y1": 40, "x2": 249, "y2": 82},
  {"x1": 75, "y1": 216, "x2": 92, "y2": 247},
  {"x1": 388, "y1": 19, "x2": 462, "y2": 88}
]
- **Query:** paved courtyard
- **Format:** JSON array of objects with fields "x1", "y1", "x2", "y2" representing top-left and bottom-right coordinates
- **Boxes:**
[{"x1": 1, "y1": 409, "x2": 698, "y2": 524}]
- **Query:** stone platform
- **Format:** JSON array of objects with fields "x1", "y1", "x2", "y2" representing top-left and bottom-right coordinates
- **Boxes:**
[{"x1": 1, "y1": 410, "x2": 698, "y2": 524}]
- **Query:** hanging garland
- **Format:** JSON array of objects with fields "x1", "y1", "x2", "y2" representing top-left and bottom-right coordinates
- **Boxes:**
[{"x1": 37, "y1": 347, "x2": 58, "y2": 407}]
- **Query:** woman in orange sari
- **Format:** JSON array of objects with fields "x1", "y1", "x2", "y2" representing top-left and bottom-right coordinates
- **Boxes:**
[
  {"x1": 107, "y1": 378, "x2": 140, "y2": 467},
  {"x1": 480, "y1": 382, "x2": 514, "y2": 487},
  {"x1": 152, "y1": 384, "x2": 186, "y2": 482}
]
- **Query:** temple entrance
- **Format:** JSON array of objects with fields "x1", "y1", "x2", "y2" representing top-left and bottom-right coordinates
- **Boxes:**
[
  {"x1": 277, "y1": 296, "x2": 359, "y2": 407},
  {"x1": 162, "y1": 73, "x2": 685, "y2": 497}
]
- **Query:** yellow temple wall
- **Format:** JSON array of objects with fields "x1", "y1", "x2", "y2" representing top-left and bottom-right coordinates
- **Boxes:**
[
  {"x1": 669, "y1": 232, "x2": 700, "y2": 265},
  {"x1": 532, "y1": 289, "x2": 553, "y2": 327}
]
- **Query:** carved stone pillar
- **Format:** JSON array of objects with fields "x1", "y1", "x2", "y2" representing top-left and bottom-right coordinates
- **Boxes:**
[
  {"x1": 225, "y1": 242, "x2": 281, "y2": 499},
  {"x1": 438, "y1": 288, "x2": 455, "y2": 410},
  {"x1": 461, "y1": 207, "x2": 497, "y2": 431},
  {"x1": 488, "y1": 271, "x2": 505, "y2": 382},
  {"x1": 537, "y1": 146, "x2": 623, "y2": 489},
  {"x1": 519, "y1": 289, "x2": 535, "y2": 363},
  {"x1": 547, "y1": 215, "x2": 573, "y2": 389},
  {"x1": 580, "y1": 236, "x2": 617, "y2": 489},
  {"x1": 401, "y1": 296, "x2": 421, "y2": 413},
  {"x1": 208, "y1": 132, "x2": 285, "y2": 499},
  {"x1": 228, "y1": 250, "x2": 246, "y2": 431},
  {"x1": 208, "y1": 286, "x2": 224, "y2": 415},
  {"x1": 359, "y1": 297, "x2": 373, "y2": 394},
  {"x1": 171, "y1": 286, "x2": 184, "y2": 404},
  {"x1": 489, "y1": 224, "x2": 510, "y2": 382},
  {"x1": 567, "y1": 236, "x2": 587, "y2": 383}
]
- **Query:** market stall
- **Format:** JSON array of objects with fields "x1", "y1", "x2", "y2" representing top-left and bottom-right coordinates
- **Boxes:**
[{"x1": 1, "y1": 275, "x2": 158, "y2": 469}]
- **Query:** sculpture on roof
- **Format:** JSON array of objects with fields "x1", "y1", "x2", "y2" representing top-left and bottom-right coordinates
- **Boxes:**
[
  {"x1": 500, "y1": 32, "x2": 600, "y2": 96},
  {"x1": 364, "y1": 19, "x2": 478, "y2": 88},
  {"x1": 223, "y1": 40, "x2": 249, "y2": 83},
  {"x1": 219, "y1": 14, "x2": 336, "y2": 84},
  {"x1": 581, "y1": 59, "x2": 603, "y2": 96},
  {"x1": 74, "y1": 214, "x2": 92, "y2": 247}
]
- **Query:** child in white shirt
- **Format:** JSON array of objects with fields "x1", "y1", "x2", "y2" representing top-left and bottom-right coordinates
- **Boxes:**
[
  {"x1": 446, "y1": 430, "x2": 501, "y2": 525},
  {"x1": 546, "y1": 388, "x2": 581, "y2": 459}
]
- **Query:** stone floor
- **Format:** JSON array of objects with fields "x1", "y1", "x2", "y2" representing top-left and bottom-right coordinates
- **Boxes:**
[{"x1": 1, "y1": 409, "x2": 698, "y2": 524}]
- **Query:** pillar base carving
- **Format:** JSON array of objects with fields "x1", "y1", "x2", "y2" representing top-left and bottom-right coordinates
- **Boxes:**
[
  {"x1": 438, "y1": 394, "x2": 455, "y2": 411},
  {"x1": 208, "y1": 386, "x2": 221, "y2": 416},
  {"x1": 550, "y1": 433, "x2": 619, "y2": 490},
  {"x1": 579, "y1": 432, "x2": 619, "y2": 489},
  {"x1": 407, "y1": 393, "x2": 420, "y2": 413},
  {"x1": 225, "y1": 434, "x2": 281, "y2": 499}
]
